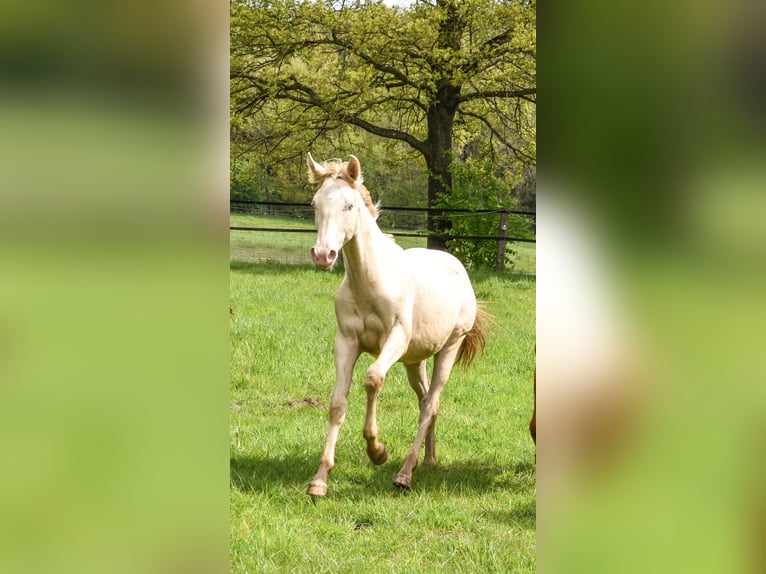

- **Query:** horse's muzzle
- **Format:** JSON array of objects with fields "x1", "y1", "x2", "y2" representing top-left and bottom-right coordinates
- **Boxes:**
[{"x1": 310, "y1": 246, "x2": 338, "y2": 270}]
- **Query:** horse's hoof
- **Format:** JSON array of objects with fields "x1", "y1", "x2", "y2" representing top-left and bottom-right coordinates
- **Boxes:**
[
  {"x1": 393, "y1": 473, "x2": 412, "y2": 489},
  {"x1": 368, "y1": 445, "x2": 388, "y2": 466},
  {"x1": 307, "y1": 481, "x2": 328, "y2": 497}
]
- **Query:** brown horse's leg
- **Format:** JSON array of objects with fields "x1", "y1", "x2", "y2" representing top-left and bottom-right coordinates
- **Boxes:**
[
  {"x1": 404, "y1": 361, "x2": 436, "y2": 466},
  {"x1": 530, "y1": 363, "x2": 536, "y2": 444},
  {"x1": 307, "y1": 335, "x2": 359, "y2": 497},
  {"x1": 395, "y1": 343, "x2": 460, "y2": 489},
  {"x1": 363, "y1": 325, "x2": 409, "y2": 466}
]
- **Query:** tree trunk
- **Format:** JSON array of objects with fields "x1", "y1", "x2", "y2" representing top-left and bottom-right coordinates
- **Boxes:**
[
  {"x1": 424, "y1": 0, "x2": 462, "y2": 251},
  {"x1": 425, "y1": 160, "x2": 451, "y2": 251},
  {"x1": 425, "y1": 84, "x2": 459, "y2": 251}
]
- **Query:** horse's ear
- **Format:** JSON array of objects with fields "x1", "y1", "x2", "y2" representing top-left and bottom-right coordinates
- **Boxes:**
[
  {"x1": 307, "y1": 152, "x2": 325, "y2": 183},
  {"x1": 347, "y1": 155, "x2": 363, "y2": 186}
]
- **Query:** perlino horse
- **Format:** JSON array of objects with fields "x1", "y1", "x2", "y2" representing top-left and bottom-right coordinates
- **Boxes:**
[{"x1": 306, "y1": 153, "x2": 488, "y2": 496}]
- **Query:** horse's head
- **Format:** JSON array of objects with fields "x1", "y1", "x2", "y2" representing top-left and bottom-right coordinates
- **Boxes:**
[{"x1": 307, "y1": 153, "x2": 365, "y2": 271}]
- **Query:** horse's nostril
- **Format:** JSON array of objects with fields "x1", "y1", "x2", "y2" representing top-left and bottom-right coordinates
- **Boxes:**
[
  {"x1": 328, "y1": 250, "x2": 337, "y2": 262},
  {"x1": 310, "y1": 247, "x2": 317, "y2": 259}
]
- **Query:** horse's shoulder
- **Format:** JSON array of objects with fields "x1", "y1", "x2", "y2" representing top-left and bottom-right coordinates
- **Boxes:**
[{"x1": 334, "y1": 279, "x2": 356, "y2": 304}]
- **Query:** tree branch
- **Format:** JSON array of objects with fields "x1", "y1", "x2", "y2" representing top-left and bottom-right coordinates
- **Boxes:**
[
  {"x1": 344, "y1": 115, "x2": 429, "y2": 156},
  {"x1": 234, "y1": 69, "x2": 429, "y2": 156},
  {"x1": 457, "y1": 87, "x2": 536, "y2": 104},
  {"x1": 459, "y1": 110, "x2": 536, "y2": 165},
  {"x1": 459, "y1": 22, "x2": 535, "y2": 77},
  {"x1": 329, "y1": 31, "x2": 431, "y2": 93}
]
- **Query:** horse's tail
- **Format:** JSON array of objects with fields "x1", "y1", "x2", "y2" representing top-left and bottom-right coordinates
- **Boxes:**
[{"x1": 455, "y1": 305, "x2": 492, "y2": 368}]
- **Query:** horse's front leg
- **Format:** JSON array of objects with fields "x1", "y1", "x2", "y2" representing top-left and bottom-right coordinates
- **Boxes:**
[
  {"x1": 307, "y1": 334, "x2": 359, "y2": 497},
  {"x1": 363, "y1": 324, "x2": 409, "y2": 466}
]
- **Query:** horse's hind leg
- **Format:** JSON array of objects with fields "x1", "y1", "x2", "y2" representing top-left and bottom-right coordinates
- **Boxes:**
[
  {"x1": 404, "y1": 361, "x2": 436, "y2": 466},
  {"x1": 395, "y1": 342, "x2": 460, "y2": 489}
]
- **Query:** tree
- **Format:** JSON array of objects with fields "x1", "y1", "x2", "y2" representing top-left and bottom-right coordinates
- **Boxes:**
[{"x1": 231, "y1": 0, "x2": 535, "y2": 250}]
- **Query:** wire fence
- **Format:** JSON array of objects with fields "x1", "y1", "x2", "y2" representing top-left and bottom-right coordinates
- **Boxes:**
[{"x1": 230, "y1": 200, "x2": 536, "y2": 272}]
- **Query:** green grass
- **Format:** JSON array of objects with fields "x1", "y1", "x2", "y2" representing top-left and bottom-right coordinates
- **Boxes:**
[
  {"x1": 230, "y1": 213, "x2": 317, "y2": 264},
  {"x1": 230, "y1": 213, "x2": 535, "y2": 273},
  {"x1": 230, "y1": 260, "x2": 536, "y2": 573},
  {"x1": 505, "y1": 241, "x2": 536, "y2": 274}
]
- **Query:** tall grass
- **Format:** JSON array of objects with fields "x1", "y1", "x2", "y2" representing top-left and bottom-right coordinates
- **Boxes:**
[{"x1": 230, "y1": 260, "x2": 535, "y2": 573}]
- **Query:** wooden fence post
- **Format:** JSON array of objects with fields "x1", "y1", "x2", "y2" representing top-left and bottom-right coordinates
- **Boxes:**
[{"x1": 496, "y1": 210, "x2": 509, "y2": 272}]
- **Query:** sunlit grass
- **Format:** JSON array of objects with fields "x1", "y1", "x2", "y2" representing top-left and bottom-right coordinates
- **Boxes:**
[{"x1": 230, "y1": 261, "x2": 535, "y2": 573}]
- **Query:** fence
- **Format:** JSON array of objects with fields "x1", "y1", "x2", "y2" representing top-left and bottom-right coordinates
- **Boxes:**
[{"x1": 231, "y1": 200, "x2": 536, "y2": 273}]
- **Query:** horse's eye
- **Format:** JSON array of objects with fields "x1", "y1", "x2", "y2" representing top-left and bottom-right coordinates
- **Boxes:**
[{"x1": 344, "y1": 203, "x2": 354, "y2": 212}]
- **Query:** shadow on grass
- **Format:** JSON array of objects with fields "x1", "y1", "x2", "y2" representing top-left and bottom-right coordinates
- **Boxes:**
[
  {"x1": 412, "y1": 458, "x2": 535, "y2": 499},
  {"x1": 487, "y1": 500, "x2": 536, "y2": 529},
  {"x1": 231, "y1": 453, "x2": 535, "y2": 502},
  {"x1": 230, "y1": 453, "x2": 316, "y2": 493}
]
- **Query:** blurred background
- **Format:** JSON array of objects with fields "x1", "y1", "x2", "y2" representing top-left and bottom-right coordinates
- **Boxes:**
[
  {"x1": 538, "y1": 0, "x2": 766, "y2": 572},
  {"x1": 1, "y1": 0, "x2": 765, "y2": 572},
  {"x1": 0, "y1": 1, "x2": 229, "y2": 573}
]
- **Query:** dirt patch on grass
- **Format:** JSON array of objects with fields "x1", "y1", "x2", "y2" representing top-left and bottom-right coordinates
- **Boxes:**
[{"x1": 284, "y1": 397, "x2": 324, "y2": 409}]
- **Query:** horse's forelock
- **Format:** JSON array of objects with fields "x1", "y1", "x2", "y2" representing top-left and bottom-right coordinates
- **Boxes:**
[
  {"x1": 318, "y1": 160, "x2": 363, "y2": 186},
  {"x1": 316, "y1": 158, "x2": 377, "y2": 219}
]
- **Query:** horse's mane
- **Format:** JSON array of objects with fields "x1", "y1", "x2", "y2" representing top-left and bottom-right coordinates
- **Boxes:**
[{"x1": 315, "y1": 159, "x2": 379, "y2": 219}]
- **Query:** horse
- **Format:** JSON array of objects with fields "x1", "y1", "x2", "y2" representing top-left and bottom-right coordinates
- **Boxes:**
[
  {"x1": 305, "y1": 152, "x2": 489, "y2": 496},
  {"x1": 530, "y1": 366, "x2": 536, "y2": 444},
  {"x1": 530, "y1": 345, "x2": 536, "y2": 444}
]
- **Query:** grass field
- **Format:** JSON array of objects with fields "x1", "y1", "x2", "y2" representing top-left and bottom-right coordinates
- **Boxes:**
[
  {"x1": 230, "y1": 212, "x2": 536, "y2": 274},
  {"x1": 230, "y1": 249, "x2": 536, "y2": 572}
]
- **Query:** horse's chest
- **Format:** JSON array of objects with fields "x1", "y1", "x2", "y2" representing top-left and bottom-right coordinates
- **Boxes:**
[
  {"x1": 358, "y1": 313, "x2": 387, "y2": 354},
  {"x1": 335, "y1": 286, "x2": 405, "y2": 355},
  {"x1": 338, "y1": 306, "x2": 391, "y2": 354}
]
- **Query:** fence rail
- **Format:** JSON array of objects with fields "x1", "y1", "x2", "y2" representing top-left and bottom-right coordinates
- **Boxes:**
[
  {"x1": 231, "y1": 200, "x2": 535, "y2": 271},
  {"x1": 231, "y1": 199, "x2": 536, "y2": 217}
]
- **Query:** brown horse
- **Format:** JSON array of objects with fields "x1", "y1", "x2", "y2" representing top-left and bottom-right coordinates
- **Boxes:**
[
  {"x1": 306, "y1": 153, "x2": 489, "y2": 496},
  {"x1": 530, "y1": 363, "x2": 536, "y2": 444}
]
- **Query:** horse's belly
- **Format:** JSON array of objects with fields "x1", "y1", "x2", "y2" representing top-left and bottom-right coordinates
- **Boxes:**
[
  {"x1": 356, "y1": 320, "x2": 445, "y2": 361},
  {"x1": 360, "y1": 336, "x2": 441, "y2": 363},
  {"x1": 399, "y1": 338, "x2": 444, "y2": 363}
]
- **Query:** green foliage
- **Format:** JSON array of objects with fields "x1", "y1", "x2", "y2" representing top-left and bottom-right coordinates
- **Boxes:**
[
  {"x1": 230, "y1": 0, "x2": 536, "y2": 238},
  {"x1": 437, "y1": 160, "x2": 534, "y2": 270},
  {"x1": 230, "y1": 160, "x2": 269, "y2": 201}
]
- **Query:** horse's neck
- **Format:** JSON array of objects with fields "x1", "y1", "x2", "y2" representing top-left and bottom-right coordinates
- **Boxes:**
[{"x1": 341, "y1": 208, "x2": 399, "y2": 295}]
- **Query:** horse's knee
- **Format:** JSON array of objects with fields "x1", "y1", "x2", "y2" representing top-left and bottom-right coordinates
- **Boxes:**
[
  {"x1": 422, "y1": 396, "x2": 440, "y2": 417},
  {"x1": 364, "y1": 369, "x2": 384, "y2": 393},
  {"x1": 329, "y1": 401, "x2": 346, "y2": 424}
]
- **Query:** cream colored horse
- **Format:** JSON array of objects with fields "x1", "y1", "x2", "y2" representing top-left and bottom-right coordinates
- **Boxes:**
[{"x1": 306, "y1": 153, "x2": 488, "y2": 496}]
